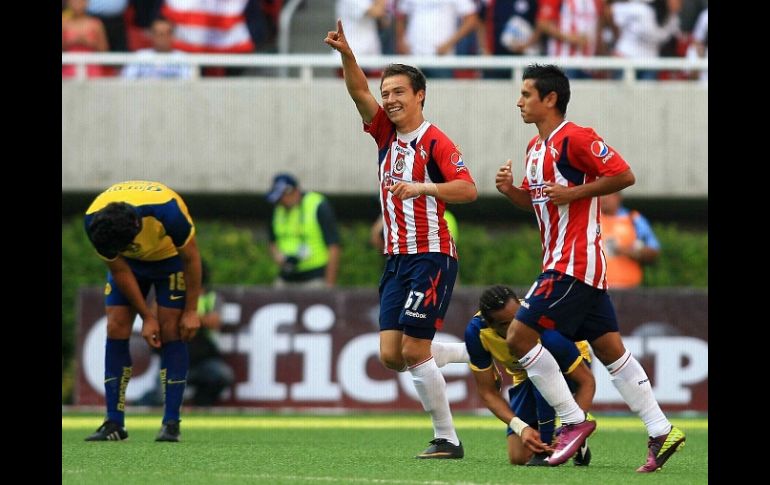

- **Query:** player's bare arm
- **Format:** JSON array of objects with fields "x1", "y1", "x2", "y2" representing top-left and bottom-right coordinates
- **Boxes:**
[
  {"x1": 544, "y1": 168, "x2": 635, "y2": 206},
  {"x1": 324, "y1": 19, "x2": 379, "y2": 123},
  {"x1": 390, "y1": 179, "x2": 477, "y2": 203},
  {"x1": 107, "y1": 256, "x2": 161, "y2": 348},
  {"x1": 495, "y1": 159, "x2": 533, "y2": 211},
  {"x1": 473, "y1": 367, "x2": 551, "y2": 454},
  {"x1": 176, "y1": 236, "x2": 202, "y2": 342}
]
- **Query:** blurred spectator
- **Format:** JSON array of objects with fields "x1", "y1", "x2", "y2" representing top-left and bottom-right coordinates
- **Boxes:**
[
  {"x1": 62, "y1": 0, "x2": 110, "y2": 79},
  {"x1": 267, "y1": 174, "x2": 341, "y2": 288},
  {"x1": 86, "y1": 0, "x2": 129, "y2": 52},
  {"x1": 131, "y1": 0, "x2": 164, "y2": 29},
  {"x1": 688, "y1": 6, "x2": 707, "y2": 83},
  {"x1": 186, "y1": 260, "x2": 235, "y2": 406},
  {"x1": 536, "y1": 0, "x2": 607, "y2": 79},
  {"x1": 609, "y1": 0, "x2": 680, "y2": 80},
  {"x1": 336, "y1": 0, "x2": 387, "y2": 56},
  {"x1": 121, "y1": 17, "x2": 193, "y2": 79},
  {"x1": 335, "y1": 0, "x2": 388, "y2": 77},
  {"x1": 600, "y1": 192, "x2": 660, "y2": 289},
  {"x1": 483, "y1": 0, "x2": 542, "y2": 79},
  {"x1": 395, "y1": 0, "x2": 480, "y2": 78},
  {"x1": 160, "y1": 0, "x2": 256, "y2": 53},
  {"x1": 677, "y1": 0, "x2": 706, "y2": 33}
]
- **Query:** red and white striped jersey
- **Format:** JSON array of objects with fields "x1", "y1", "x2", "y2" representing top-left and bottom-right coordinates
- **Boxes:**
[
  {"x1": 365, "y1": 107, "x2": 475, "y2": 257},
  {"x1": 538, "y1": 0, "x2": 602, "y2": 57},
  {"x1": 520, "y1": 121, "x2": 630, "y2": 289},
  {"x1": 161, "y1": 0, "x2": 254, "y2": 53}
]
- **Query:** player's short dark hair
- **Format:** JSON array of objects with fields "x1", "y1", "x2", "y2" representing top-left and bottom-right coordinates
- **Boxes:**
[
  {"x1": 87, "y1": 202, "x2": 141, "y2": 256},
  {"x1": 381, "y1": 64, "x2": 427, "y2": 108},
  {"x1": 522, "y1": 64, "x2": 571, "y2": 116},
  {"x1": 479, "y1": 285, "x2": 519, "y2": 323}
]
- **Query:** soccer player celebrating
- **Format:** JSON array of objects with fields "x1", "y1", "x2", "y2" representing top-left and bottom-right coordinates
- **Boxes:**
[
  {"x1": 325, "y1": 20, "x2": 478, "y2": 458},
  {"x1": 496, "y1": 64, "x2": 685, "y2": 471}
]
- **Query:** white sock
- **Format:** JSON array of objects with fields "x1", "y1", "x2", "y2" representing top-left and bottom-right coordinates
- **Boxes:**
[
  {"x1": 431, "y1": 341, "x2": 470, "y2": 368},
  {"x1": 519, "y1": 343, "x2": 585, "y2": 425},
  {"x1": 607, "y1": 350, "x2": 671, "y2": 438},
  {"x1": 409, "y1": 357, "x2": 460, "y2": 445}
]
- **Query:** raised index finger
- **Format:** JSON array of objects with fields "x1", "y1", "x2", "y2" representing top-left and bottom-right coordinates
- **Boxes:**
[{"x1": 337, "y1": 19, "x2": 344, "y2": 35}]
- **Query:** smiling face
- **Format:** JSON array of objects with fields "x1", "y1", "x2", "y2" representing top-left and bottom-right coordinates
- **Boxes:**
[
  {"x1": 486, "y1": 298, "x2": 521, "y2": 338},
  {"x1": 380, "y1": 74, "x2": 425, "y2": 132}
]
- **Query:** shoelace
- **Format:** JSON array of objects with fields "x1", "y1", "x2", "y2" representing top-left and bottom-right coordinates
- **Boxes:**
[
  {"x1": 647, "y1": 436, "x2": 662, "y2": 456},
  {"x1": 429, "y1": 438, "x2": 448, "y2": 445}
]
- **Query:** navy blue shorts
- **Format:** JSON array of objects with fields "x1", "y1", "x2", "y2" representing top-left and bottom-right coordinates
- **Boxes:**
[
  {"x1": 507, "y1": 379, "x2": 559, "y2": 439},
  {"x1": 515, "y1": 270, "x2": 618, "y2": 342},
  {"x1": 378, "y1": 253, "x2": 458, "y2": 340},
  {"x1": 105, "y1": 256, "x2": 186, "y2": 309}
]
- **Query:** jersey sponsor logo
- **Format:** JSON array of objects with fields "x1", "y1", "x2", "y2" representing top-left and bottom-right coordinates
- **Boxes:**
[
  {"x1": 529, "y1": 184, "x2": 548, "y2": 204},
  {"x1": 404, "y1": 309, "x2": 428, "y2": 319},
  {"x1": 394, "y1": 144, "x2": 410, "y2": 155},
  {"x1": 450, "y1": 152, "x2": 465, "y2": 167},
  {"x1": 591, "y1": 140, "x2": 609, "y2": 158},
  {"x1": 602, "y1": 151, "x2": 615, "y2": 164}
]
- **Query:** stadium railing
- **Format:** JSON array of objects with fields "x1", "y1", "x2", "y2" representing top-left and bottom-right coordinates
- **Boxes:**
[{"x1": 62, "y1": 53, "x2": 708, "y2": 84}]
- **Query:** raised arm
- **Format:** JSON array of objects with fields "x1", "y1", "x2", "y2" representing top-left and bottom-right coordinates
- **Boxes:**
[{"x1": 324, "y1": 19, "x2": 380, "y2": 123}]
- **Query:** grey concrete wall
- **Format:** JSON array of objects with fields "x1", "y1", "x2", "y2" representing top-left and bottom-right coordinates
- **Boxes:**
[{"x1": 62, "y1": 79, "x2": 707, "y2": 197}]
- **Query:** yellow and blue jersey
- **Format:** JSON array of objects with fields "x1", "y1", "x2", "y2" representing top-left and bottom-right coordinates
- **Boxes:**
[
  {"x1": 464, "y1": 311, "x2": 591, "y2": 387},
  {"x1": 84, "y1": 180, "x2": 195, "y2": 262}
]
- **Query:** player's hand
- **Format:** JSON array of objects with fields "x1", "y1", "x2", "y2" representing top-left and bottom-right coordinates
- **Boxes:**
[
  {"x1": 324, "y1": 19, "x2": 352, "y2": 55},
  {"x1": 141, "y1": 314, "x2": 162, "y2": 349},
  {"x1": 389, "y1": 181, "x2": 420, "y2": 200},
  {"x1": 521, "y1": 427, "x2": 554, "y2": 454},
  {"x1": 179, "y1": 310, "x2": 201, "y2": 342},
  {"x1": 495, "y1": 160, "x2": 515, "y2": 195},
  {"x1": 543, "y1": 182, "x2": 572, "y2": 205}
]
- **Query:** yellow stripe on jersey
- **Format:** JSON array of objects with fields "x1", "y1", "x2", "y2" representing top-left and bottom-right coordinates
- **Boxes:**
[{"x1": 470, "y1": 312, "x2": 591, "y2": 387}]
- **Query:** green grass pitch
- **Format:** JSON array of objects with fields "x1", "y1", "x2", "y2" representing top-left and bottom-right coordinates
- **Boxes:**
[{"x1": 63, "y1": 412, "x2": 707, "y2": 484}]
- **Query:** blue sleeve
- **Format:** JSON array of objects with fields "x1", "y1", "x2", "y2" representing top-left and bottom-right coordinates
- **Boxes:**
[
  {"x1": 141, "y1": 199, "x2": 193, "y2": 247},
  {"x1": 632, "y1": 213, "x2": 660, "y2": 250},
  {"x1": 464, "y1": 317, "x2": 493, "y2": 370},
  {"x1": 317, "y1": 199, "x2": 340, "y2": 246},
  {"x1": 540, "y1": 330, "x2": 581, "y2": 373}
]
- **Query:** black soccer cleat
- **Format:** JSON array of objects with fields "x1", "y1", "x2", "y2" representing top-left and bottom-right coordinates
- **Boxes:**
[
  {"x1": 415, "y1": 438, "x2": 464, "y2": 459},
  {"x1": 155, "y1": 420, "x2": 181, "y2": 442},
  {"x1": 525, "y1": 452, "x2": 550, "y2": 466},
  {"x1": 84, "y1": 420, "x2": 128, "y2": 441},
  {"x1": 574, "y1": 439, "x2": 592, "y2": 466}
]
